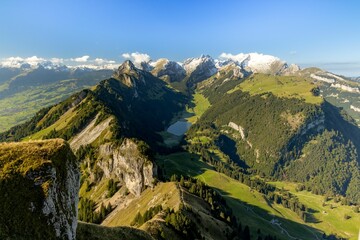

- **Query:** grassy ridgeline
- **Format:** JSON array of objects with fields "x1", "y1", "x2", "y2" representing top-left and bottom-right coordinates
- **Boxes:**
[{"x1": 0, "y1": 139, "x2": 78, "y2": 239}]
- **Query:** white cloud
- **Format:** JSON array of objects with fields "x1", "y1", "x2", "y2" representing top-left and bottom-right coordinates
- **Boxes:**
[
  {"x1": 94, "y1": 58, "x2": 106, "y2": 64},
  {"x1": 50, "y1": 58, "x2": 64, "y2": 64},
  {"x1": 289, "y1": 50, "x2": 297, "y2": 55},
  {"x1": 0, "y1": 57, "x2": 24, "y2": 68},
  {"x1": 219, "y1": 52, "x2": 249, "y2": 63},
  {"x1": 7, "y1": 56, "x2": 24, "y2": 62},
  {"x1": 73, "y1": 55, "x2": 90, "y2": 62},
  {"x1": 94, "y1": 58, "x2": 115, "y2": 65},
  {"x1": 121, "y1": 53, "x2": 131, "y2": 59},
  {"x1": 121, "y1": 52, "x2": 151, "y2": 67},
  {"x1": 0, "y1": 55, "x2": 119, "y2": 70},
  {"x1": 219, "y1": 52, "x2": 281, "y2": 64},
  {"x1": 25, "y1": 56, "x2": 46, "y2": 66},
  {"x1": 67, "y1": 56, "x2": 119, "y2": 69},
  {"x1": 0, "y1": 56, "x2": 46, "y2": 68},
  {"x1": 26, "y1": 56, "x2": 44, "y2": 62}
]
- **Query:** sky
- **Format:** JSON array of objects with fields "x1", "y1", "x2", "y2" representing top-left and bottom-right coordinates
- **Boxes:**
[{"x1": 0, "y1": 0, "x2": 360, "y2": 76}]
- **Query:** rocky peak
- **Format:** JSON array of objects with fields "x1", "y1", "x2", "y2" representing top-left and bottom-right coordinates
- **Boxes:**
[
  {"x1": 151, "y1": 58, "x2": 186, "y2": 82},
  {"x1": 183, "y1": 55, "x2": 215, "y2": 74},
  {"x1": 112, "y1": 60, "x2": 143, "y2": 87},
  {"x1": 183, "y1": 55, "x2": 217, "y2": 83},
  {"x1": 218, "y1": 53, "x2": 296, "y2": 75},
  {"x1": 115, "y1": 60, "x2": 137, "y2": 75},
  {"x1": 281, "y1": 63, "x2": 301, "y2": 75},
  {"x1": 218, "y1": 61, "x2": 249, "y2": 79},
  {"x1": 139, "y1": 61, "x2": 154, "y2": 72}
]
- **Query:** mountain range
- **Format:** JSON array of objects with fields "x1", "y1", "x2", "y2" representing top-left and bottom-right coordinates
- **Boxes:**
[
  {"x1": 1, "y1": 53, "x2": 359, "y2": 132},
  {"x1": 0, "y1": 53, "x2": 359, "y2": 240}
]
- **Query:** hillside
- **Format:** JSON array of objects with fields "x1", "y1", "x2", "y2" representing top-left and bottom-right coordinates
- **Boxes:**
[
  {"x1": 0, "y1": 66, "x2": 112, "y2": 132},
  {"x1": 186, "y1": 72, "x2": 360, "y2": 203},
  {"x1": 0, "y1": 139, "x2": 79, "y2": 239},
  {"x1": 100, "y1": 181, "x2": 235, "y2": 240},
  {"x1": 1, "y1": 58, "x2": 359, "y2": 239},
  {"x1": 77, "y1": 222, "x2": 154, "y2": 240},
  {"x1": 0, "y1": 61, "x2": 186, "y2": 144},
  {"x1": 297, "y1": 68, "x2": 360, "y2": 126},
  {"x1": 157, "y1": 152, "x2": 360, "y2": 239}
]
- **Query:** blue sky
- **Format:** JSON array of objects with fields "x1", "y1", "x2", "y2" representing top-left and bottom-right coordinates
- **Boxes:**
[{"x1": 1, "y1": 0, "x2": 360, "y2": 76}]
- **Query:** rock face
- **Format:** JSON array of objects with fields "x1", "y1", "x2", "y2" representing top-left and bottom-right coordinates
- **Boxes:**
[
  {"x1": 281, "y1": 63, "x2": 301, "y2": 75},
  {"x1": 97, "y1": 139, "x2": 156, "y2": 196},
  {"x1": 183, "y1": 55, "x2": 217, "y2": 83},
  {"x1": 0, "y1": 139, "x2": 80, "y2": 240},
  {"x1": 70, "y1": 114, "x2": 113, "y2": 152},
  {"x1": 217, "y1": 52, "x2": 300, "y2": 76},
  {"x1": 112, "y1": 60, "x2": 139, "y2": 79},
  {"x1": 151, "y1": 58, "x2": 186, "y2": 82}
]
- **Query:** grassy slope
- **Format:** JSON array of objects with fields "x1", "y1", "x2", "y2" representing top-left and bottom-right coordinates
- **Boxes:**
[
  {"x1": 185, "y1": 92, "x2": 211, "y2": 124},
  {"x1": 229, "y1": 74, "x2": 323, "y2": 105},
  {"x1": 102, "y1": 181, "x2": 232, "y2": 240},
  {"x1": 0, "y1": 139, "x2": 77, "y2": 239},
  {"x1": 0, "y1": 139, "x2": 68, "y2": 177},
  {"x1": 79, "y1": 177, "x2": 110, "y2": 202},
  {"x1": 0, "y1": 79, "x2": 94, "y2": 133},
  {"x1": 23, "y1": 106, "x2": 78, "y2": 141},
  {"x1": 103, "y1": 182, "x2": 181, "y2": 227},
  {"x1": 77, "y1": 222, "x2": 154, "y2": 240},
  {"x1": 164, "y1": 73, "x2": 359, "y2": 239},
  {"x1": 156, "y1": 152, "x2": 359, "y2": 239},
  {"x1": 270, "y1": 182, "x2": 360, "y2": 240}
]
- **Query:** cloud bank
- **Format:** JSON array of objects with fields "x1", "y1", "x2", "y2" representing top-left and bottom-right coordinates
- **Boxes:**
[
  {"x1": 122, "y1": 52, "x2": 151, "y2": 67},
  {"x1": 0, "y1": 56, "x2": 46, "y2": 68},
  {"x1": 0, "y1": 55, "x2": 119, "y2": 69},
  {"x1": 72, "y1": 55, "x2": 90, "y2": 62}
]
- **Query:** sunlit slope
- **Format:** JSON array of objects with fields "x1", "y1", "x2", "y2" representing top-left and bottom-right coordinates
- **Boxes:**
[
  {"x1": 229, "y1": 73, "x2": 323, "y2": 105},
  {"x1": 157, "y1": 152, "x2": 359, "y2": 240}
]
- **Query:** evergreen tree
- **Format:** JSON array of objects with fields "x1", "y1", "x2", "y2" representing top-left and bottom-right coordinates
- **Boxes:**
[{"x1": 243, "y1": 225, "x2": 251, "y2": 240}]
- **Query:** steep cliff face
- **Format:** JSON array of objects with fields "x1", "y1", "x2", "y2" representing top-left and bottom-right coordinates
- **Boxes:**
[
  {"x1": 0, "y1": 139, "x2": 80, "y2": 240},
  {"x1": 151, "y1": 58, "x2": 186, "y2": 82},
  {"x1": 97, "y1": 139, "x2": 156, "y2": 196},
  {"x1": 183, "y1": 55, "x2": 217, "y2": 84}
]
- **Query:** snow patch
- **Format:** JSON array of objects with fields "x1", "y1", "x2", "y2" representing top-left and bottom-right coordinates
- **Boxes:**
[
  {"x1": 183, "y1": 55, "x2": 216, "y2": 74},
  {"x1": 219, "y1": 52, "x2": 286, "y2": 73}
]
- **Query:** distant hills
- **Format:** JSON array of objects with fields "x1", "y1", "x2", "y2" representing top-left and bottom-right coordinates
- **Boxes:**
[
  {"x1": 0, "y1": 53, "x2": 359, "y2": 132},
  {"x1": 1, "y1": 53, "x2": 359, "y2": 239},
  {"x1": 0, "y1": 64, "x2": 113, "y2": 132}
]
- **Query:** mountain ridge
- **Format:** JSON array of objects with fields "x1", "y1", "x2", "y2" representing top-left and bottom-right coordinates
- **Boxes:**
[{"x1": 1, "y1": 55, "x2": 360, "y2": 239}]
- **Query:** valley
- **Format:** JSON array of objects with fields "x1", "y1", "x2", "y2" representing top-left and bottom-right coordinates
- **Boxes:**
[
  {"x1": 0, "y1": 54, "x2": 359, "y2": 240},
  {"x1": 0, "y1": 66, "x2": 113, "y2": 132},
  {"x1": 157, "y1": 151, "x2": 359, "y2": 239},
  {"x1": 2, "y1": 1, "x2": 360, "y2": 239}
]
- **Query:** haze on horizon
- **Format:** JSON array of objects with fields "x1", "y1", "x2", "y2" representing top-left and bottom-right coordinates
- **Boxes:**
[{"x1": 0, "y1": 0, "x2": 360, "y2": 76}]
